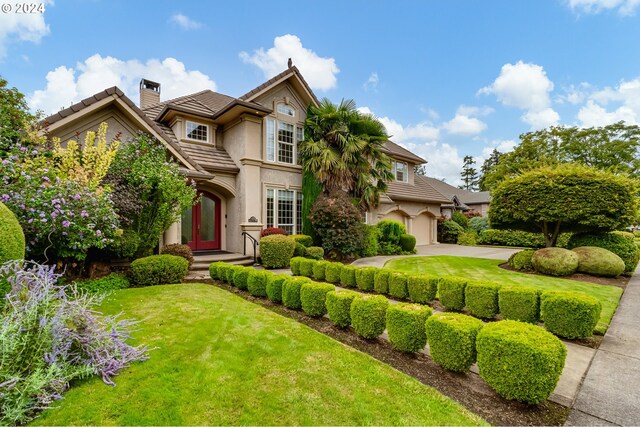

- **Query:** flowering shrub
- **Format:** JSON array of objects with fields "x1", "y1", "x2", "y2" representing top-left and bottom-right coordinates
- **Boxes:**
[
  {"x1": 260, "y1": 227, "x2": 289, "y2": 238},
  {"x1": 0, "y1": 260, "x2": 148, "y2": 425}
]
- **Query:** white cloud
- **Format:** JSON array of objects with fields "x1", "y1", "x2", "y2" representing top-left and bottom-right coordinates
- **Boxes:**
[
  {"x1": 239, "y1": 34, "x2": 339, "y2": 91},
  {"x1": 169, "y1": 13, "x2": 202, "y2": 30},
  {"x1": 568, "y1": 0, "x2": 640, "y2": 15},
  {"x1": 577, "y1": 100, "x2": 638, "y2": 127},
  {"x1": 0, "y1": 0, "x2": 52, "y2": 59},
  {"x1": 479, "y1": 60, "x2": 559, "y2": 129},
  {"x1": 29, "y1": 54, "x2": 217, "y2": 114},
  {"x1": 456, "y1": 105, "x2": 494, "y2": 116},
  {"x1": 575, "y1": 78, "x2": 640, "y2": 126},
  {"x1": 363, "y1": 72, "x2": 379, "y2": 91},
  {"x1": 556, "y1": 82, "x2": 591, "y2": 105},
  {"x1": 480, "y1": 139, "x2": 517, "y2": 159},
  {"x1": 442, "y1": 114, "x2": 487, "y2": 135}
]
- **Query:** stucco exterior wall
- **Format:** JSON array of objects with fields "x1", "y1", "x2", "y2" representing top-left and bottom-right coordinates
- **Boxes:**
[{"x1": 369, "y1": 201, "x2": 440, "y2": 245}]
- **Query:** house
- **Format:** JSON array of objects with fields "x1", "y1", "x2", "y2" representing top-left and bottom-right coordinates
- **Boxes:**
[
  {"x1": 41, "y1": 64, "x2": 450, "y2": 254},
  {"x1": 421, "y1": 176, "x2": 491, "y2": 217}
]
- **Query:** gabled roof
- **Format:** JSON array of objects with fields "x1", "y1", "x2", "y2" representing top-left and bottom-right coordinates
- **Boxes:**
[
  {"x1": 421, "y1": 176, "x2": 491, "y2": 204},
  {"x1": 382, "y1": 141, "x2": 426, "y2": 164},
  {"x1": 385, "y1": 174, "x2": 451, "y2": 204},
  {"x1": 239, "y1": 65, "x2": 320, "y2": 107}
]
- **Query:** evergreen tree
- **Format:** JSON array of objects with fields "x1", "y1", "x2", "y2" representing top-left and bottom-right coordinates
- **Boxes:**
[
  {"x1": 460, "y1": 155, "x2": 479, "y2": 191},
  {"x1": 478, "y1": 149, "x2": 502, "y2": 191}
]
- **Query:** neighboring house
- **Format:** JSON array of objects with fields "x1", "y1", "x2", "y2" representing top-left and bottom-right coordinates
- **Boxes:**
[
  {"x1": 41, "y1": 64, "x2": 449, "y2": 253},
  {"x1": 421, "y1": 176, "x2": 491, "y2": 217}
]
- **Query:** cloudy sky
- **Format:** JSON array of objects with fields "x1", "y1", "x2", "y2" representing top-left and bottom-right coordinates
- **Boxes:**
[{"x1": 1, "y1": 0, "x2": 639, "y2": 184}]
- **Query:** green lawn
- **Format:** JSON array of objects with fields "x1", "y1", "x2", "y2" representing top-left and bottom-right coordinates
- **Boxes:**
[
  {"x1": 385, "y1": 256, "x2": 623, "y2": 335},
  {"x1": 32, "y1": 284, "x2": 486, "y2": 426}
]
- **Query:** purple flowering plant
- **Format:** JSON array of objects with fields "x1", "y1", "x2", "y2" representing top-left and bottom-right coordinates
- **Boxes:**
[{"x1": 0, "y1": 260, "x2": 148, "y2": 425}]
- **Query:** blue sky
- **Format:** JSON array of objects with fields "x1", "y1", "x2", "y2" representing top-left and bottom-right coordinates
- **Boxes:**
[{"x1": 1, "y1": 0, "x2": 639, "y2": 184}]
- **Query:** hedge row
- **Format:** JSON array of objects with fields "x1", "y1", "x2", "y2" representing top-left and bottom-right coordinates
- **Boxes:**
[
  {"x1": 288, "y1": 258, "x2": 601, "y2": 339},
  {"x1": 210, "y1": 261, "x2": 566, "y2": 404}
]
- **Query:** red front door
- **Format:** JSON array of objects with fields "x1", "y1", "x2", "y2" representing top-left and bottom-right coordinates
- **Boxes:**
[{"x1": 181, "y1": 192, "x2": 221, "y2": 251}]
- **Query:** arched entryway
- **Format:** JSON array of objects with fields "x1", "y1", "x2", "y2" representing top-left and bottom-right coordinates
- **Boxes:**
[{"x1": 181, "y1": 191, "x2": 221, "y2": 251}]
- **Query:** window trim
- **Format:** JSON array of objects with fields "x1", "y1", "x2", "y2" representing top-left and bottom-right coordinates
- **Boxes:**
[
  {"x1": 277, "y1": 103, "x2": 296, "y2": 117},
  {"x1": 393, "y1": 160, "x2": 409, "y2": 183},
  {"x1": 265, "y1": 117, "x2": 304, "y2": 165},
  {"x1": 185, "y1": 120, "x2": 209, "y2": 143},
  {"x1": 265, "y1": 187, "x2": 303, "y2": 234}
]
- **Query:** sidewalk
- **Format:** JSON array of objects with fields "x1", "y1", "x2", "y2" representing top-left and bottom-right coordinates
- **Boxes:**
[{"x1": 566, "y1": 269, "x2": 640, "y2": 426}]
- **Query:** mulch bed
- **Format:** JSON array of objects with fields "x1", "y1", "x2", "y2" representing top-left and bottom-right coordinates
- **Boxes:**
[
  {"x1": 499, "y1": 263, "x2": 629, "y2": 289},
  {"x1": 208, "y1": 280, "x2": 571, "y2": 426}
]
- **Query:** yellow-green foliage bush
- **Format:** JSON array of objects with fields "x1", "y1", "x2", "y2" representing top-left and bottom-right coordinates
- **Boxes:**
[
  {"x1": 350, "y1": 294, "x2": 389, "y2": 339},
  {"x1": 425, "y1": 313, "x2": 484, "y2": 372},
  {"x1": 386, "y1": 303, "x2": 432, "y2": 352}
]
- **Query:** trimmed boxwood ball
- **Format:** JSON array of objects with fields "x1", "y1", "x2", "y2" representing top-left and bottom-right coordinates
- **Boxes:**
[
  {"x1": 0, "y1": 202, "x2": 25, "y2": 264},
  {"x1": 299, "y1": 258, "x2": 316, "y2": 278},
  {"x1": 226, "y1": 265, "x2": 244, "y2": 285},
  {"x1": 282, "y1": 276, "x2": 311, "y2": 309},
  {"x1": 326, "y1": 290, "x2": 359, "y2": 328},
  {"x1": 386, "y1": 303, "x2": 432, "y2": 352},
  {"x1": 247, "y1": 270, "x2": 269, "y2": 297},
  {"x1": 499, "y1": 286, "x2": 540, "y2": 324},
  {"x1": 568, "y1": 231, "x2": 640, "y2": 276},
  {"x1": 350, "y1": 294, "x2": 389, "y2": 339},
  {"x1": 507, "y1": 249, "x2": 535, "y2": 272},
  {"x1": 531, "y1": 248, "x2": 579, "y2": 276},
  {"x1": 232, "y1": 267, "x2": 251, "y2": 290},
  {"x1": 290, "y1": 257, "x2": 305, "y2": 275},
  {"x1": 571, "y1": 246, "x2": 625, "y2": 277},
  {"x1": 304, "y1": 246, "x2": 324, "y2": 260},
  {"x1": 301, "y1": 282, "x2": 335, "y2": 317},
  {"x1": 407, "y1": 274, "x2": 438, "y2": 304},
  {"x1": 425, "y1": 313, "x2": 484, "y2": 372},
  {"x1": 399, "y1": 234, "x2": 417, "y2": 252},
  {"x1": 476, "y1": 320, "x2": 566, "y2": 404},
  {"x1": 130, "y1": 254, "x2": 189, "y2": 287},
  {"x1": 324, "y1": 262, "x2": 343, "y2": 283},
  {"x1": 260, "y1": 234, "x2": 296, "y2": 268},
  {"x1": 541, "y1": 290, "x2": 601, "y2": 339},
  {"x1": 355, "y1": 267, "x2": 376, "y2": 291},
  {"x1": 312, "y1": 260, "x2": 331, "y2": 281},
  {"x1": 215, "y1": 263, "x2": 231, "y2": 282},
  {"x1": 266, "y1": 274, "x2": 288, "y2": 303},
  {"x1": 209, "y1": 262, "x2": 224, "y2": 280},
  {"x1": 388, "y1": 272, "x2": 409, "y2": 300},
  {"x1": 438, "y1": 276, "x2": 467, "y2": 311},
  {"x1": 160, "y1": 244, "x2": 194, "y2": 268},
  {"x1": 373, "y1": 269, "x2": 391, "y2": 294},
  {"x1": 293, "y1": 242, "x2": 306, "y2": 257},
  {"x1": 340, "y1": 265, "x2": 357, "y2": 288},
  {"x1": 465, "y1": 281, "x2": 501, "y2": 319},
  {"x1": 291, "y1": 234, "x2": 313, "y2": 247}
]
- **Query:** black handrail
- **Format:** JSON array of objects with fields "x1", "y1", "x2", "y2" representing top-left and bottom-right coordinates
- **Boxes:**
[{"x1": 242, "y1": 232, "x2": 259, "y2": 264}]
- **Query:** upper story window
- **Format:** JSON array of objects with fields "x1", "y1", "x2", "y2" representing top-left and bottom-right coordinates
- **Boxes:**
[
  {"x1": 277, "y1": 103, "x2": 296, "y2": 117},
  {"x1": 393, "y1": 160, "x2": 408, "y2": 182},
  {"x1": 186, "y1": 121, "x2": 208, "y2": 142},
  {"x1": 266, "y1": 118, "x2": 304, "y2": 165}
]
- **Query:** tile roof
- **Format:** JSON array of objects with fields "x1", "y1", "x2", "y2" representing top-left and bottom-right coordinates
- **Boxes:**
[
  {"x1": 180, "y1": 142, "x2": 239, "y2": 173},
  {"x1": 382, "y1": 141, "x2": 427, "y2": 164},
  {"x1": 385, "y1": 174, "x2": 451, "y2": 204},
  {"x1": 239, "y1": 65, "x2": 320, "y2": 106},
  {"x1": 142, "y1": 90, "x2": 239, "y2": 120},
  {"x1": 421, "y1": 176, "x2": 491, "y2": 204}
]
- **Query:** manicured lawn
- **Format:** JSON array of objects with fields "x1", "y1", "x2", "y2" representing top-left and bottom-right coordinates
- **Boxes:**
[
  {"x1": 385, "y1": 256, "x2": 623, "y2": 335},
  {"x1": 32, "y1": 284, "x2": 486, "y2": 426}
]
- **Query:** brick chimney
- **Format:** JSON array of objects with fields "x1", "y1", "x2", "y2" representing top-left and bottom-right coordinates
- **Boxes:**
[{"x1": 139, "y1": 79, "x2": 160, "y2": 109}]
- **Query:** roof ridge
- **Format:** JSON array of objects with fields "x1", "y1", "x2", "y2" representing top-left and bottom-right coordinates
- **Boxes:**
[
  {"x1": 142, "y1": 89, "x2": 218, "y2": 111},
  {"x1": 174, "y1": 95, "x2": 216, "y2": 114}
]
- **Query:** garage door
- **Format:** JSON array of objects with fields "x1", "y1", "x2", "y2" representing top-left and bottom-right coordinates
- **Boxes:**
[{"x1": 412, "y1": 213, "x2": 433, "y2": 245}]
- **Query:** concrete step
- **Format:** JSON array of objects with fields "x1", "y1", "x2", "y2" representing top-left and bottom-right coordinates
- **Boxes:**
[{"x1": 190, "y1": 253, "x2": 255, "y2": 270}]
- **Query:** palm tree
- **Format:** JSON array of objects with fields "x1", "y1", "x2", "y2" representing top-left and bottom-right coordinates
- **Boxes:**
[{"x1": 300, "y1": 98, "x2": 393, "y2": 211}]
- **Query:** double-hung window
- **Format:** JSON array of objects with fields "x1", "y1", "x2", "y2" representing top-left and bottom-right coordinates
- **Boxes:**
[
  {"x1": 186, "y1": 121, "x2": 208, "y2": 142},
  {"x1": 265, "y1": 103, "x2": 304, "y2": 164},
  {"x1": 266, "y1": 188, "x2": 303, "y2": 234},
  {"x1": 393, "y1": 161, "x2": 408, "y2": 182}
]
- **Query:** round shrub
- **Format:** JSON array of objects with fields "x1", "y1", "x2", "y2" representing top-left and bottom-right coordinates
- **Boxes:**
[
  {"x1": 209, "y1": 262, "x2": 224, "y2": 280},
  {"x1": 130, "y1": 254, "x2": 188, "y2": 287},
  {"x1": 293, "y1": 242, "x2": 306, "y2": 257},
  {"x1": 388, "y1": 272, "x2": 409, "y2": 300},
  {"x1": 324, "y1": 262, "x2": 343, "y2": 283},
  {"x1": 568, "y1": 232, "x2": 640, "y2": 276},
  {"x1": 571, "y1": 246, "x2": 625, "y2": 277},
  {"x1": 507, "y1": 249, "x2": 535, "y2": 272},
  {"x1": 468, "y1": 216, "x2": 489, "y2": 233},
  {"x1": 451, "y1": 211, "x2": 469, "y2": 229},
  {"x1": 226, "y1": 265, "x2": 243, "y2": 285},
  {"x1": 76, "y1": 273, "x2": 130, "y2": 294},
  {"x1": 291, "y1": 234, "x2": 313, "y2": 247},
  {"x1": 0, "y1": 202, "x2": 25, "y2": 263},
  {"x1": 247, "y1": 270, "x2": 269, "y2": 297},
  {"x1": 499, "y1": 286, "x2": 540, "y2": 324},
  {"x1": 355, "y1": 267, "x2": 376, "y2": 291},
  {"x1": 377, "y1": 219, "x2": 407, "y2": 245},
  {"x1": 464, "y1": 281, "x2": 501, "y2": 319},
  {"x1": 350, "y1": 294, "x2": 389, "y2": 339},
  {"x1": 266, "y1": 274, "x2": 288, "y2": 303},
  {"x1": 399, "y1": 234, "x2": 416, "y2": 252},
  {"x1": 439, "y1": 220, "x2": 464, "y2": 244},
  {"x1": 425, "y1": 313, "x2": 484, "y2": 372},
  {"x1": 299, "y1": 258, "x2": 316, "y2": 278},
  {"x1": 312, "y1": 260, "x2": 330, "y2": 281},
  {"x1": 290, "y1": 257, "x2": 305, "y2": 276},
  {"x1": 282, "y1": 276, "x2": 311, "y2": 309},
  {"x1": 233, "y1": 267, "x2": 251, "y2": 290},
  {"x1": 301, "y1": 282, "x2": 335, "y2": 317},
  {"x1": 340, "y1": 265, "x2": 357, "y2": 288},
  {"x1": 531, "y1": 248, "x2": 579, "y2": 276},
  {"x1": 386, "y1": 303, "x2": 432, "y2": 352},
  {"x1": 260, "y1": 235, "x2": 296, "y2": 269},
  {"x1": 438, "y1": 276, "x2": 467, "y2": 311},
  {"x1": 213, "y1": 262, "x2": 230, "y2": 282},
  {"x1": 476, "y1": 320, "x2": 566, "y2": 404},
  {"x1": 373, "y1": 269, "x2": 390, "y2": 294},
  {"x1": 304, "y1": 246, "x2": 324, "y2": 260},
  {"x1": 326, "y1": 290, "x2": 359, "y2": 328},
  {"x1": 160, "y1": 244, "x2": 194, "y2": 268},
  {"x1": 541, "y1": 291, "x2": 601, "y2": 339},
  {"x1": 407, "y1": 274, "x2": 438, "y2": 304}
]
